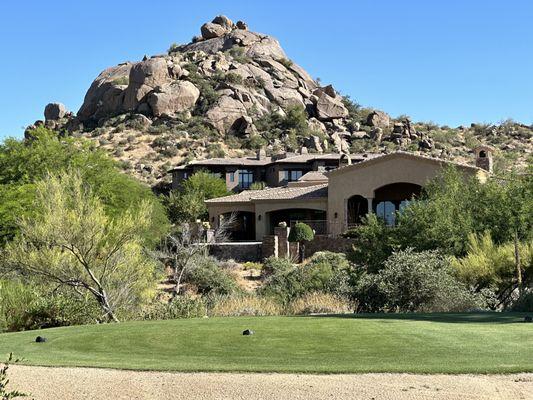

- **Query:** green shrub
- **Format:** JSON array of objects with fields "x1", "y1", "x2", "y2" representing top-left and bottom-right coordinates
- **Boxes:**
[
  {"x1": 261, "y1": 256, "x2": 294, "y2": 277},
  {"x1": 260, "y1": 252, "x2": 352, "y2": 304},
  {"x1": 0, "y1": 280, "x2": 100, "y2": 332},
  {"x1": 511, "y1": 291, "x2": 533, "y2": 312},
  {"x1": 186, "y1": 256, "x2": 239, "y2": 295},
  {"x1": 288, "y1": 222, "x2": 314, "y2": 242},
  {"x1": 354, "y1": 249, "x2": 483, "y2": 312}
]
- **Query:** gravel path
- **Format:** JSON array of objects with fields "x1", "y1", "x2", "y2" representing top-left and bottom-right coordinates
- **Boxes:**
[{"x1": 8, "y1": 366, "x2": 533, "y2": 400}]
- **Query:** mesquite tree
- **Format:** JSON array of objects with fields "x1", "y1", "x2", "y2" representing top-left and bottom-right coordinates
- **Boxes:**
[{"x1": 2, "y1": 171, "x2": 158, "y2": 322}]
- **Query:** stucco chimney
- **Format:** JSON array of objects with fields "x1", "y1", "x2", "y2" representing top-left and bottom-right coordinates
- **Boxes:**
[
  {"x1": 257, "y1": 148, "x2": 267, "y2": 160},
  {"x1": 474, "y1": 145, "x2": 494, "y2": 173}
]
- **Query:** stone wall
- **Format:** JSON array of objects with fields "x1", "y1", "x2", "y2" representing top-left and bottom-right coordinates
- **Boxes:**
[
  {"x1": 262, "y1": 235, "x2": 278, "y2": 259},
  {"x1": 208, "y1": 242, "x2": 262, "y2": 262},
  {"x1": 304, "y1": 235, "x2": 356, "y2": 257}
]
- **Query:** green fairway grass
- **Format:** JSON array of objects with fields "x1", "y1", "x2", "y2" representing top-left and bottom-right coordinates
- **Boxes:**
[{"x1": 1, "y1": 313, "x2": 531, "y2": 374}]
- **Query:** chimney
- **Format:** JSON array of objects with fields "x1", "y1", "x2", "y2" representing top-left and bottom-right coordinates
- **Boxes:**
[
  {"x1": 257, "y1": 148, "x2": 267, "y2": 161},
  {"x1": 474, "y1": 146, "x2": 493, "y2": 173}
]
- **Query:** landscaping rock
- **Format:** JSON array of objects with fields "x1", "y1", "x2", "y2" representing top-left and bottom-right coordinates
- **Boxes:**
[
  {"x1": 35, "y1": 336, "x2": 47, "y2": 343},
  {"x1": 242, "y1": 329, "x2": 254, "y2": 335}
]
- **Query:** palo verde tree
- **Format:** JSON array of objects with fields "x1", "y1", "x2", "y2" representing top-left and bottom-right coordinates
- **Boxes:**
[{"x1": 2, "y1": 171, "x2": 158, "y2": 322}]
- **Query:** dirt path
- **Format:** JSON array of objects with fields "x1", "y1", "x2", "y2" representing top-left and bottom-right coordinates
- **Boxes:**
[{"x1": 8, "y1": 366, "x2": 533, "y2": 400}]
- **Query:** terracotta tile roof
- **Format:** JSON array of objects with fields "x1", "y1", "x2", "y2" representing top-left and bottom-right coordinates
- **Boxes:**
[
  {"x1": 298, "y1": 171, "x2": 328, "y2": 181},
  {"x1": 327, "y1": 151, "x2": 484, "y2": 176},
  {"x1": 205, "y1": 183, "x2": 328, "y2": 204},
  {"x1": 169, "y1": 152, "x2": 379, "y2": 172}
]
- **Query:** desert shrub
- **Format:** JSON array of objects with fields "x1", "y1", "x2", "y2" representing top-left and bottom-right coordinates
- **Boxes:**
[
  {"x1": 277, "y1": 57, "x2": 293, "y2": 68},
  {"x1": 287, "y1": 292, "x2": 354, "y2": 315},
  {"x1": 168, "y1": 42, "x2": 179, "y2": 53},
  {"x1": 510, "y1": 290, "x2": 533, "y2": 312},
  {"x1": 185, "y1": 256, "x2": 239, "y2": 295},
  {"x1": 141, "y1": 296, "x2": 207, "y2": 320},
  {"x1": 354, "y1": 249, "x2": 482, "y2": 312},
  {"x1": 452, "y1": 232, "x2": 533, "y2": 294},
  {"x1": 260, "y1": 252, "x2": 352, "y2": 303},
  {"x1": 0, "y1": 280, "x2": 100, "y2": 332},
  {"x1": 225, "y1": 72, "x2": 243, "y2": 85},
  {"x1": 0, "y1": 353, "x2": 28, "y2": 399},
  {"x1": 242, "y1": 262, "x2": 263, "y2": 271},
  {"x1": 209, "y1": 294, "x2": 282, "y2": 316},
  {"x1": 261, "y1": 256, "x2": 293, "y2": 277},
  {"x1": 225, "y1": 46, "x2": 251, "y2": 64}
]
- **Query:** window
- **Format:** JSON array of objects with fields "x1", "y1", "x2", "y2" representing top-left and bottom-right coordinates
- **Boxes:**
[
  {"x1": 239, "y1": 170, "x2": 254, "y2": 189},
  {"x1": 228, "y1": 171, "x2": 235, "y2": 182},
  {"x1": 183, "y1": 172, "x2": 188, "y2": 179},
  {"x1": 376, "y1": 201, "x2": 396, "y2": 226},
  {"x1": 282, "y1": 170, "x2": 303, "y2": 182}
]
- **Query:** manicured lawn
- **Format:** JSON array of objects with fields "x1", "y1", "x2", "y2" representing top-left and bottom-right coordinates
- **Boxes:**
[{"x1": 1, "y1": 313, "x2": 532, "y2": 374}]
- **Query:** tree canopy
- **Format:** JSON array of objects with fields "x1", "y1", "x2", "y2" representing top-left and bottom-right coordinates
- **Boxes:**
[{"x1": 0, "y1": 128, "x2": 169, "y2": 245}]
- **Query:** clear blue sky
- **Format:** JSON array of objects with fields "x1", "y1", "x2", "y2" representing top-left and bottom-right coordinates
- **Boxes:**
[{"x1": 1, "y1": 0, "x2": 532, "y2": 139}]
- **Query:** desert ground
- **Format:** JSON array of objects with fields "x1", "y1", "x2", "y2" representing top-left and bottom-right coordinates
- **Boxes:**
[{"x1": 9, "y1": 366, "x2": 533, "y2": 400}]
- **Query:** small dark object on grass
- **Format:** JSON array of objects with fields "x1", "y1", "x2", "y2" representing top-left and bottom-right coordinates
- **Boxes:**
[
  {"x1": 35, "y1": 336, "x2": 47, "y2": 343},
  {"x1": 525, "y1": 316, "x2": 532, "y2": 323},
  {"x1": 242, "y1": 329, "x2": 254, "y2": 335}
]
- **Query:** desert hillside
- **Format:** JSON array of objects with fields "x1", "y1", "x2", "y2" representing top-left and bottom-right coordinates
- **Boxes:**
[{"x1": 29, "y1": 15, "x2": 532, "y2": 187}]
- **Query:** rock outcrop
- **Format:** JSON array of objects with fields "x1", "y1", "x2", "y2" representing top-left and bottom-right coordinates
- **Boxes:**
[{"x1": 32, "y1": 15, "x2": 532, "y2": 186}]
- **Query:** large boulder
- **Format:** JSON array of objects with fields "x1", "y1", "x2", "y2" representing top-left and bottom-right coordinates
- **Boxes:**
[
  {"x1": 44, "y1": 103, "x2": 67, "y2": 121},
  {"x1": 314, "y1": 88, "x2": 348, "y2": 120},
  {"x1": 77, "y1": 63, "x2": 132, "y2": 121},
  {"x1": 264, "y1": 87, "x2": 304, "y2": 109},
  {"x1": 201, "y1": 22, "x2": 229, "y2": 39},
  {"x1": 212, "y1": 15, "x2": 234, "y2": 30},
  {"x1": 123, "y1": 58, "x2": 170, "y2": 111},
  {"x1": 206, "y1": 96, "x2": 247, "y2": 133},
  {"x1": 184, "y1": 29, "x2": 287, "y2": 60},
  {"x1": 366, "y1": 111, "x2": 390, "y2": 128},
  {"x1": 148, "y1": 81, "x2": 200, "y2": 117}
]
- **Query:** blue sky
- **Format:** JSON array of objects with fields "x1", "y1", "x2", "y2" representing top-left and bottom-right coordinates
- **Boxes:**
[{"x1": 1, "y1": 0, "x2": 532, "y2": 139}]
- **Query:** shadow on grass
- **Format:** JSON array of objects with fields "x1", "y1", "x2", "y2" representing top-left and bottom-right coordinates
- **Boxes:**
[{"x1": 305, "y1": 312, "x2": 530, "y2": 324}]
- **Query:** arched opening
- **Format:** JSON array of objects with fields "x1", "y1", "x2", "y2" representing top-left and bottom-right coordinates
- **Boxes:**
[
  {"x1": 479, "y1": 150, "x2": 487, "y2": 158},
  {"x1": 374, "y1": 182, "x2": 422, "y2": 225},
  {"x1": 220, "y1": 211, "x2": 256, "y2": 241},
  {"x1": 267, "y1": 208, "x2": 327, "y2": 235},
  {"x1": 347, "y1": 195, "x2": 368, "y2": 227}
]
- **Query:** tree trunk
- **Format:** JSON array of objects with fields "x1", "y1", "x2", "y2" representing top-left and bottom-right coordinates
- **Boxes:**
[
  {"x1": 514, "y1": 230, "x2": 522, "y2": 295},
  {"x1": 97, "y1": 290, "x2": 119, "y2": 323}
]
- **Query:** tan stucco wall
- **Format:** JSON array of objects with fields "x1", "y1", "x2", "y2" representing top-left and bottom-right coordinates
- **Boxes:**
[
  {"x1": 327, "y1": 155, "x2": 480, "y2": 236},
  {"x1": 207, "y1": 203, "x2": 256, "y2": 229}
]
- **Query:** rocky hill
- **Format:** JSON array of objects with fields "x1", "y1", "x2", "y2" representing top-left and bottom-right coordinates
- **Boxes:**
[{"x1": 30, "y1": 16, "x2": 532, "y2": 187}]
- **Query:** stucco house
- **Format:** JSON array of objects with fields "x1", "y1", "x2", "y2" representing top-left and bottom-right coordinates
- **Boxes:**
[
  {"x1": 169, "y1": 149, "x2": 375, "y2": 191},
  {"x1": 202, "y1": 149, "x2": 492, "y2": 241}
]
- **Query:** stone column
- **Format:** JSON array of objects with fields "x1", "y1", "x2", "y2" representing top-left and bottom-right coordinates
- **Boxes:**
[
  {"x1": 274, "y1": 226, "x2": 290, "y2": 258},
  {"x1": 262, "y1": 235, "x2": 278, "y2": 259}
]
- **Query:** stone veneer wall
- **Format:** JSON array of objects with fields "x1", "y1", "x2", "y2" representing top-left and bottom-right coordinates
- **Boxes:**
[
  {"x1": 208, "y1": 242, "x2": 262, "y2": 262},
  {"x1": 304, "y1": 235, "x2": 356, "y2": 257},
  {"x1": 262, "y1": 235, "x2": 278, "y2": 259}
]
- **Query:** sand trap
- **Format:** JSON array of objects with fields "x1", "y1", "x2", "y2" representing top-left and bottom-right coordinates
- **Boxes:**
[{"x1": 8, "y1": 365, "x2": 533, "y2": 400}]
